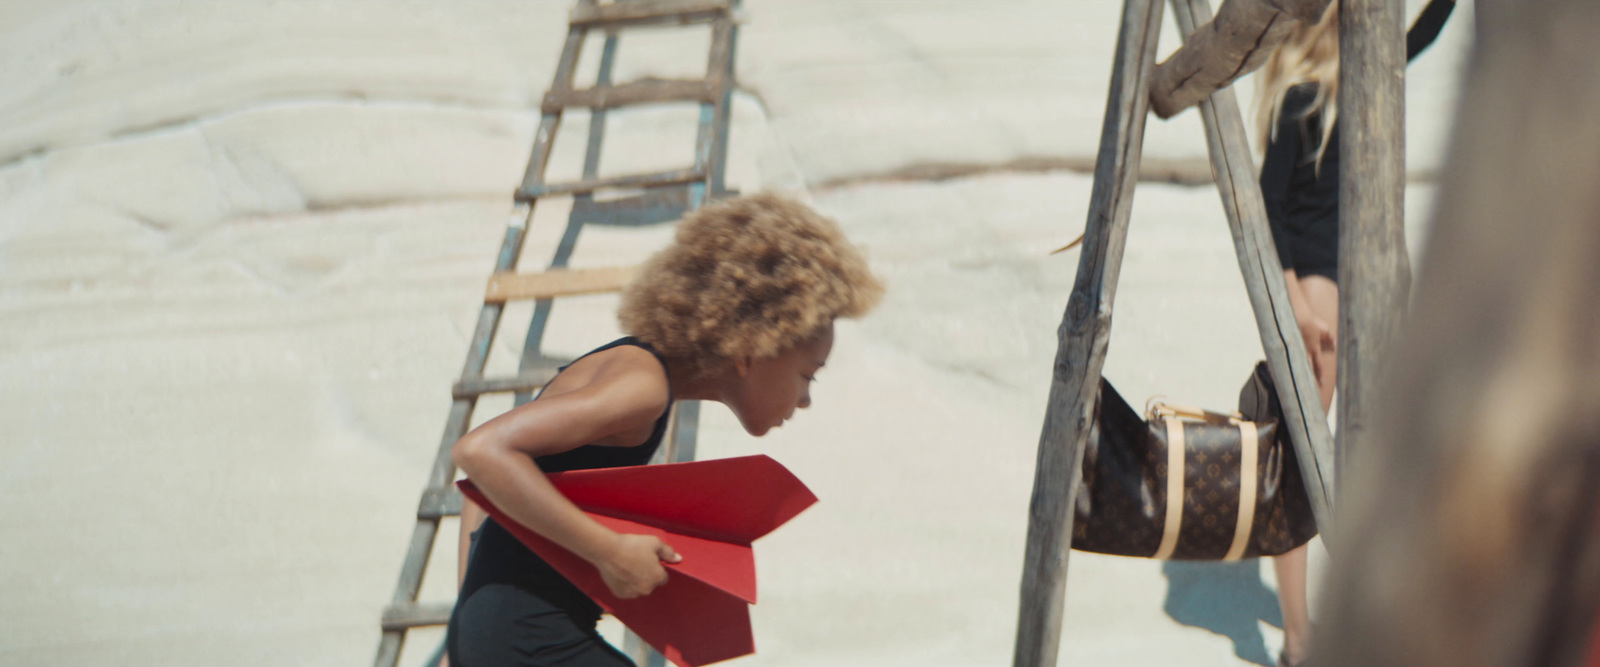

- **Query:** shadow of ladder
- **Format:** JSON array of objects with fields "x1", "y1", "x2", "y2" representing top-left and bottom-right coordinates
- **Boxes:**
[{"x1": 373, "y1": 2, "x2": 744, "y2": 666}]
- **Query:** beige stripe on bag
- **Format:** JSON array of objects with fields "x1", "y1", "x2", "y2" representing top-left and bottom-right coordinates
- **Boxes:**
[
  {"x1": 1153, "y1": 418, "x2": 1186, "y2": 559},
  {"x1": 1223, "y1": 420, "x2": 1260, "y2": 561}
]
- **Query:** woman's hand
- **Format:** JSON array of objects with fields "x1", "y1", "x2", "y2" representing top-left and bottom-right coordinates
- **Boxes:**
[
  {"x1": 596, "y1": 534, "x2": 682, "y2": 599},
  {"x1": 1297, "y1": 314, "x2": 1336, "y2": 388}
]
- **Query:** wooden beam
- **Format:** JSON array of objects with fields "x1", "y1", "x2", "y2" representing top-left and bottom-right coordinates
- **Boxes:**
[
  {"x1": 541, "y1": 78, "x2": 717, "y2": 114},
  {"x1": 1336, "y1": 0, "x2": 1409, "y2": 487},
  {"x1": 569, "y1": 0, "x2": 730, "y2": 28},
  {"x1": 483, "y1": 265, "x2": 638, "y2": 303},
  {"x1": 516, "y1": 167, "x2": 706, "y2": 201},
  {"x1": 381, "y1": 602, "x2": 453, "y2": 631},
  {"x1": 1169, "y1": 0, "x2": 1338, "y2": 532},
  {"x1": 1012, "y1": 0, "x2": 1164, "y2": 664},
  {"x1": 416, "y1": 487, "x2": 463, "y2": 520},
  {"x1": 1148, "y1": 0, "x2": 1331, "y2": 119},
  {"x1": 569, "y1": 187, "x2": 692, "y2": 227},
  {"x1": 1316, "y1": 3, "x2": 1600, "y2": 665}
]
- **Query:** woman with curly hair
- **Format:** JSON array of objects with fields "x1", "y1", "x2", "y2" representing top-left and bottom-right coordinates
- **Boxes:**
[{"x1": 446, "y1": 193, "x2": 883, "y2": 667}]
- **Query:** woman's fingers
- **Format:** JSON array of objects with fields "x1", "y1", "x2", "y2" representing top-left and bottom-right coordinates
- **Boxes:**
[
  {"x1": 597, "y1": 534, "x2": 684, "y2": 598},
  {"x1": 1299, "y1": 317, "x2": 1338, "y2": 394},
  {"x1": 657, "y1": 540, "x2": 682, "y2": 564}
]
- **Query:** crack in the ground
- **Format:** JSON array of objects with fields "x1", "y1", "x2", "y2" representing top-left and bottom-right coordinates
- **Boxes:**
[
  {"x1": 1, "y1": 87, "x2": 1440, "y2": 205},
  {"x1": 812, "y1": 156, "x2": 1219, "y2": 191},
  {"x1": 812, "y1": 156, "x2": 1439, "y2": 192},
  {"x1": 0, "y1": 93, "x2": 539, "y2": 172}
]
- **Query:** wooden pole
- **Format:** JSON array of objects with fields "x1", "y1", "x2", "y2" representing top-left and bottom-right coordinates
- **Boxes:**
[
  {"x1": 1011, "y1": 0, "x2": 1163, "y2": 663},
  {"x1": 1335, "y1": 0, "x2": 1408, "y2": 481},
  {"x1": 1315, "y1": 3, "x2": 1600, "y2": 665},
  {"x1": 1169, "y1": 0, "x2": 1338, "y2": 531}
]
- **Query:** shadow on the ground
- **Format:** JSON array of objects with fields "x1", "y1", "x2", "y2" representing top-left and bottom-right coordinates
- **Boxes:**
[{"x1": 1161, "y1": 560, "x2": 1283, "y2": 667}]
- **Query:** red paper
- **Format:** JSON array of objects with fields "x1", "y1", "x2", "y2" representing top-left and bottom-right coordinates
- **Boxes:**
[{"x1": 456, "y1": 455, "x2": 817, "y2": 667}]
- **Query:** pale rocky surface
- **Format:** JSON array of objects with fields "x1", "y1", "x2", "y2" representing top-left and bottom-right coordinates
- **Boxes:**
[{"x1": 0, "y1": 1, "x2": 1470, "y2": 665}]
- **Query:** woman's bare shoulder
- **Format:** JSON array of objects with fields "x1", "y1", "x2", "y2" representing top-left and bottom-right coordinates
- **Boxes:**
[{"x1": 559, "y1": 344, "x2": 672, "y2": 427}]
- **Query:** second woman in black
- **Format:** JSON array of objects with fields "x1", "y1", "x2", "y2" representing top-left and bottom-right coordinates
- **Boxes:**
[{"x1": 1252, "y1": 2, "x2": 1454, "y2": 665}]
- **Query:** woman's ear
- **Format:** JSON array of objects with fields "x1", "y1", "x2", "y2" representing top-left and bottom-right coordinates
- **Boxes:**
[{"x1": 732, "y1": 356, "x2": 752, "y2": 379}]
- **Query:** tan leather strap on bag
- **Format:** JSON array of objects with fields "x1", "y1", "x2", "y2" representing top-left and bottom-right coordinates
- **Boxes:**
[
  {"x1": 1147, "y1": 393, "x2": 1262, "y2": 560},
  {"x1": 1153, "y1": 417, "x2": 1186, "y2": 560},
  {"x1": 1223, "y1": 420, "x2": 1259, "y2": 561}
]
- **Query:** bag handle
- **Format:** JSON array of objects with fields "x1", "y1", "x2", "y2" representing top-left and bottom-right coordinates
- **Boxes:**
[{"x1": 1145, "y1": 396, "x2": 1243, "y2": 424}]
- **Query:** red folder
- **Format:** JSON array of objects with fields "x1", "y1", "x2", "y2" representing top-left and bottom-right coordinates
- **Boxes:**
[{"x1": 455, "y1": 455, "x2": 818, "y2": 667}]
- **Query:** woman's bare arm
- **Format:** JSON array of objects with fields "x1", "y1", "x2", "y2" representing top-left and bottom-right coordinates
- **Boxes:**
[{"x1": 451, "y1": 351, "x2": 679, "y2": 598}]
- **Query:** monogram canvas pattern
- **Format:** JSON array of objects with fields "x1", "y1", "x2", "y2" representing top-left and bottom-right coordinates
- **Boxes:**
[
  {"x1": 1072, "y1": 372, "x2": 1319, "y2": 560},
  {"x1": 1168, "y1": 421, "x2": 1247, "y2": 559},
  {"x1": 1072, "y1": 379, "x2": 1165, "y2": 556}
]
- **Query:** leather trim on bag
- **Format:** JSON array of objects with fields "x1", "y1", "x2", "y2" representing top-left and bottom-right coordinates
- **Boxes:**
[
  {"x1": 1153, "y1": 417, "x2": 1186, "y2": 559},
  {"x1": 1224, "y1": 419, "x2": 1259, "y2": 560}
]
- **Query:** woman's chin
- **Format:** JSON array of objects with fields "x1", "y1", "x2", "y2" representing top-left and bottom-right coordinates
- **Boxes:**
[{"x1": 741, "y1": 420, "x2": 776, "y2": 437}]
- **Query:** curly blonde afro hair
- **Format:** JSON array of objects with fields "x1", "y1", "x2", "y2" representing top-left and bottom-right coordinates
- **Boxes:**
[{"x1": 619, "y1": 192, "x2": 883, "y2": 374}]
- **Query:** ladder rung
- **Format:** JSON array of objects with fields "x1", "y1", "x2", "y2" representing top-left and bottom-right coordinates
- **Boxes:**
[
  {"x1": 571, "y1": 187, "x2": 691, "y2": 226},
  {"x1": 381, "y1": 601, "x2": 454, "y2": 631},
  {"x1": 484, "y1": 265, "x2": 639, "y2": 303},
  {"x1": 543, "y1": 78, "x2": 716, "y2": 113},
  {"x1": 418, "y1": 486, "x2": 464, "y2": 519},
  {"x1": 569, "y1": 0, "x2": 730, "y2": 28},
  {"x1": 517, "y1": 167, "x2": 705, "y2": 200},
  {"x1": 452, "y1": 368, "x2": 560, "y2": 399}
]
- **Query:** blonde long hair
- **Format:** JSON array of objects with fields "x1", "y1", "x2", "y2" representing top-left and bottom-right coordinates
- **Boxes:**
[{"x1": 1255, "y1": 3, "x2": 1340, "y2": 165}]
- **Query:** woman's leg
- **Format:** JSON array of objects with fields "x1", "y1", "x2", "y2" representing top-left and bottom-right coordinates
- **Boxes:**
[
  {"x1": 1273, "y1": 273, "x2": 1339, "y2": 665},
  {"x1": 1272, "y1": 545, "x2": 1313, "y2": 664}
]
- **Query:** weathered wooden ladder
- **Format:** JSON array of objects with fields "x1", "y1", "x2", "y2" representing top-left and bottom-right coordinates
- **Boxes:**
[
  {"x1": 1012, "y1": 0, "x2": 1357, "y2": 663},
  {"x1": 374, "y1": 1, "x2": 742, "y2": 665}
]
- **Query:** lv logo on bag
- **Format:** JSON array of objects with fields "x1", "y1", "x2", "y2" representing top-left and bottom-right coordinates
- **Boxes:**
[{"x1": 1071, "y1": 365, "x2": 1318, "y2": 560}]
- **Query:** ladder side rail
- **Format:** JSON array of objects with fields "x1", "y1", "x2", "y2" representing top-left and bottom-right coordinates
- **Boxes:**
[
  {"x1": 375, "y1": 18, "x2": 593, "y2": 667},
  {"x1": 519, "y1": 25, "x2": 593, "y2": 192},
  {"x1": 515, "y1": 30, "x2": 622, "y2": 387},
  {"x1": 428, "y1": 19, "x2": 591, "y2": 556},
  {"x1": 693, "y1": 13, "x2": 736, "y2": 203},
  {"x1": 543, "y1": 78, "x2": 716, "y2": 114},
  {"x1": 707, "y1": 3, "x2": 740, "y2": 196},
  {"x1": 570, "y1": 0, "x2": 730, "y2": 29},
  {"x1": 1011, "y1": 0, "x2": 1164, "y2": 664}
]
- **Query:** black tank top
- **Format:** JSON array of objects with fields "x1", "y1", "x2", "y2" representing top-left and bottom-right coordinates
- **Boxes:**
[{"x1": 456, "y1": 337, "x2": 672, "y2": 618}]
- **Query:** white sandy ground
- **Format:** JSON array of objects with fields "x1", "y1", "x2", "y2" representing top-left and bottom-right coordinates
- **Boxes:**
[{"x1": 0, "y1": 1, "x2": 1471, "y2": 665}]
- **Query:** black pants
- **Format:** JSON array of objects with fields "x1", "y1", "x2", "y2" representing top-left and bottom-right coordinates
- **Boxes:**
[{"x1": 447, "y1": 584, "x2": 634, "y2": 667}]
